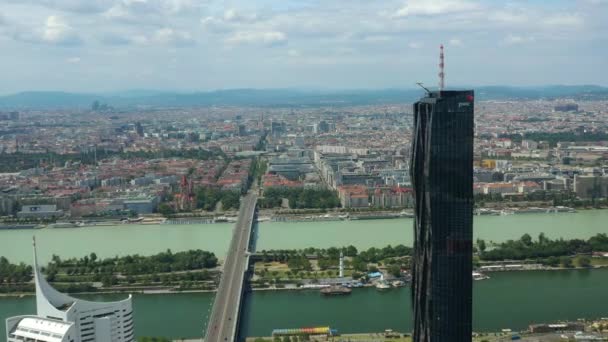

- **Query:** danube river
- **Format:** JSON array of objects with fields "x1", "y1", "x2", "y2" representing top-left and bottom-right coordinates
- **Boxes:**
[
  {"x1": 1, "y1": 211, "x2": 607, "y2": 338},
  {"x1": 1, "y1": 269, "x2": 608, "y2": 339},
  {"x1": 2, "y1": 210, "x2": 608, "y2": 264}
]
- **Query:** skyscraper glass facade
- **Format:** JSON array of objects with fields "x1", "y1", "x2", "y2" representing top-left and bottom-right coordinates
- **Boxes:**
[{"x1": 410, "y1": 90, "x2": 474, "y2": 342}]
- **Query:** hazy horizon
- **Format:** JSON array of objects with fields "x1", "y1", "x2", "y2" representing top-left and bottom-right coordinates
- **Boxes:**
[
  {"x1": 1, "y1": 84, "x2": 608, "y2": 97},
  {"x1": 1, "y1": 0, "x2": 607, "y2": 94}
]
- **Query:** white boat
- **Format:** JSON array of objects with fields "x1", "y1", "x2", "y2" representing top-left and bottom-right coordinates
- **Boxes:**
[
  {"x1": 391, "y1": 280, "x2": 406, "y2": 287},
  {"x1": 473, "y1": 271, "x2": 490, "y2": 281},
  {"x1": 213, "y1": 216, "x2": 229, "y2": 223},
  {"x1": 375, "y1": 280, "x2": 391, "y2": 290}
]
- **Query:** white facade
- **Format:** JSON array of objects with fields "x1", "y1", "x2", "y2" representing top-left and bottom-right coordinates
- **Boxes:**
[
  {"x1": 5, "y1": 239, "x2": 135, "y2": 342},
  {"x1": 6, "y1": 316, "x2": 76, "y2": 342}
]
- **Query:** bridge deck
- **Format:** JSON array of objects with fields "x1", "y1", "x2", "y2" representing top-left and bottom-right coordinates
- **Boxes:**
[{"x1": 204, "y1": 193, "x2": 257, "y2": 342}]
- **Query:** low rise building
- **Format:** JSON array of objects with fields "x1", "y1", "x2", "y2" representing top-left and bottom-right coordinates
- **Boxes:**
[
  {"x1": 337, "y1": 185, "x2": 369, "y2": 208},
  {"x1": 6, "y1": 316, "x2": 76, "y2": 342},
  {"x1": 17, "y1": 205, "x2": 63, "y2": 219},
  {"x1": 371, "y1": 187, "x2": 413, "y2": 208}
]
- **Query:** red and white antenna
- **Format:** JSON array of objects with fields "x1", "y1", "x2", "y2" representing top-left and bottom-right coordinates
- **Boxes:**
[{"x1": 438, "y1": 44, "x2": 445, "y2": 92}]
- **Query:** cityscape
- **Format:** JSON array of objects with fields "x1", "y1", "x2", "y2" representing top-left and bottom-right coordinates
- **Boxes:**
[{"x1": 2, "y1": 0, "x2": 608, "y2": 342}]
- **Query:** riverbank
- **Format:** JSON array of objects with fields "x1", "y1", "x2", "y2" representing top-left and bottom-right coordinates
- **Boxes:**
[
  {"x1": 2, "y1": 206, "x2": 602, "y2": 230},
  {"x1": 3, "y1": 265, "x2": 606, "y2": 298},
  {"x1": 3, "y1": 268, "x2": 608, "y2": 339}
]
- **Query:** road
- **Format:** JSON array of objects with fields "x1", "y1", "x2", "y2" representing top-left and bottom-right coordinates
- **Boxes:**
[{"x1": 204, "y1": 193, "x2": 257, "y2": 342}]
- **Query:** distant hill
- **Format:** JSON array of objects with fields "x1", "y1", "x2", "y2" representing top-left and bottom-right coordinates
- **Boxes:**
[{"x1": 0, "y1": 85, "x2": 606, "y2": 109}]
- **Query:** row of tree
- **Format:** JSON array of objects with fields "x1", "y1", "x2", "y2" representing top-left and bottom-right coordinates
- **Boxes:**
[
  {"x1": 499, "y1": 132, "x2": 608, "y2": 147},
  {"x1": 259, "y1": 188, "x2": 341, "y2": 209},
  {"x1": 45, "y1": 249, "x2": 218, "y2": 277},
  {"x1": 478, "y1": 233, "x2": 608, "y2": 261},
  {"x1": 259, "y1": 244, "x2": 411, "y2": 274},
  {"x1": 0, "y1": 257, "x2": 33, "y2": 283},
  {"x1": 195, "y1": 187, "x2": 241, "y2": 211}
]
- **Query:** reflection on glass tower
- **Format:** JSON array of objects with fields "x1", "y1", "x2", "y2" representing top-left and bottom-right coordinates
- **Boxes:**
[{"x1": 410, "y1": 90, "x2": 475, "y2": 341}]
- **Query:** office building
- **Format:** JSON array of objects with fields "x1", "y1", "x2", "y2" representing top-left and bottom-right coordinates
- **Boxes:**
[
  {"x1": 410, "y1": 90, "x2": 474, "y2": 341},
  {"x1": 5, "y1": 239, "x2": 135, "y2": 342}
]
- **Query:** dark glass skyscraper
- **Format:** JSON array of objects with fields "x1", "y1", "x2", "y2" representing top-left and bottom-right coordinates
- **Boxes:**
[{"x1": 410, "y1": 90, "x2": 475, "y2": 342}]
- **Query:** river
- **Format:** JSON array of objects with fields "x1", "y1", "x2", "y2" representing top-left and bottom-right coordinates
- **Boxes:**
[
  {"x1": 1, "y1": 269, "x2": 607, "y2": 339},
  {"x1": 2, "y1": 210, "x2": 608, "y2": 264},
  {"x1": 1, "y1": 210, "x2": 608, "y2": 338}
]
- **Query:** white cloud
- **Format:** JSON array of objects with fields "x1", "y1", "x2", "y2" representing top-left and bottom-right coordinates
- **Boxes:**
[
  {"x1": 226, "y1": 31, "x2": 287, "y2": 47},
  {"x1": 503, "y1": 34, "x2": 535, "y2": 45},
  {"x1": 66, "y1": 56, "x2": 81, "y2": 63},
  {"x1": 223, "y1": 9, "x2": 258, "y2": 23},
  {"x1": 153, "y1": 27, "x2": 194, "y2": 46},
  {"x1": 5, "y1": 0, "x2": 111, "y2": 14},
  {"x1": 10, "y1": 15, "x2": 82, "y2": 46},
  {"x1": 394, "y1": 0, "x2": 479, "y2": 18},
  {"x1": 97, "y1": 27, "x2": 194, "y2": 46},
  {"x1": 103, "y1": 4, "x2": 131, "y2": 19},
  {"x1": 201, "y1": 16, "x2": 232, "y2": 33},
  {"x1": 0, "y1": 0, "x2": 605, "y2": 91},
  {"x1": 102, "y1": 0, "x2": 200, "y2": 22},
  {"x1": 164, "y1": 0, "x2": 199, "y2": 15},
  {"x1": 449, "y1": 38, "x2": 462, "y2": 46},
  {"x1": 42, "y1": 15, "x2": 81, "y2": 45},
  {"x1": 542, "y1": 14, "x2": 584, "y2": 28},
  {"x1": 131, "y1": 34, "x2": 149, "y2": 45},
  {"x1": 362, "y1": 35, "x2": 392, "y2": 42},
  {"x1": 489, "y1": 10, "x2": 528, "y2": 25}
]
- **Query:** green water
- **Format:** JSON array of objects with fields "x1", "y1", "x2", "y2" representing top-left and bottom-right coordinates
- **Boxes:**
[
  {"x1": 1, "y1": 210, "x2": 607, "y2": 338},
  {"x1": 1, "y1": 269, "x2": 607, "y2": 338},
  {"x1": 0, "y1": 223, "x2": 233, "y2": 264},
  {"x1": 2, "y1": 210, "x2": 608, "y2": 264}
]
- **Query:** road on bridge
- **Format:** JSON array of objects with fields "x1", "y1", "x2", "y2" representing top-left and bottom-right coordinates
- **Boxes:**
[{"x1": 204, "y1": 193, "x2": 257, "y2": 342}]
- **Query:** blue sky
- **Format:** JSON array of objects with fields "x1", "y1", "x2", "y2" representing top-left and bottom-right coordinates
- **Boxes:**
[{"x1": 0, "y1": 0, "x2": 606, "y2": 94}]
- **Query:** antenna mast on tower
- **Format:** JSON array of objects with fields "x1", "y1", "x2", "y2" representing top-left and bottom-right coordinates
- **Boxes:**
[{"x1": 438, "y1": 44, "x2": 445, "y2": 92}]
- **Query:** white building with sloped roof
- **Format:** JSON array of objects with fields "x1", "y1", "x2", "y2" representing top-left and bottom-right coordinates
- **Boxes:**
[
  {"x1": 6, "y1": 316, "x2": 76, "y2": 342},
  {"x1": 5, "y1": 238, "x2": 135, "y2": 342}
]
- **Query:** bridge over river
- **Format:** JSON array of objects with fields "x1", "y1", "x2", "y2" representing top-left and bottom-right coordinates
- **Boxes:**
[{"x1": 204, "y1": 193, "x2": 257, "y2": 342}]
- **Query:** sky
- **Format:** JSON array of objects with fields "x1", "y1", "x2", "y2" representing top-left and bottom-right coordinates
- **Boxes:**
[{"x1": 0, "y1": 0, "x2": 607, "y2": 94}]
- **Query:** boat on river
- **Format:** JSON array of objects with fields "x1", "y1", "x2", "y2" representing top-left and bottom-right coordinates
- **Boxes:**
[
  {"x1": 375, "y1": 280, "x2": 391, "y2": 290},
  {"x1": 473, "y1": 271, "x2": 490, "y2": 281},
  {"x1": 320, "y1": 285, "x2": 352, "y2": 296},
  {"x1": 49, "y1": 222, "x2": 84, "y2": 228}
]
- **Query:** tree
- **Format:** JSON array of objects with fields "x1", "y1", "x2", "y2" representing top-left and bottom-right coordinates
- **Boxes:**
[
  {"x1": 545, "y1": 256, "x2": 560, "y2": 267},
  {"x1": 577, "y1": 256, "x2": 592, "y2": 268},
  {"x1": 101, "y1": 275, "x2": 117, "y2": 287},
  {"x1": 477, "y1": 239, "x2": 487, "y2": 253},
  {"x1": 158, "y1": 203, "x2": 175, "y2": 217},
  {"x1": 538, "y1": 232, "x2": 547, "y2": 245},
  {"x1": 560, "y1": 257, "x2": 573, "y2": 268},
  {"x1": 387, "y1": 264, "x2": 401, "y2": 278},
  {"x1": 344, "y1": 245, "x2": 358, "y2": 257},
  {"x1": 520, "y1": 233, "x2": 533, "y2": 247}
]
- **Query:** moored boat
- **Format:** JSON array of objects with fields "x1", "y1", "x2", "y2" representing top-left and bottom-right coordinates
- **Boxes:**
[{"x1": 320, "y1": 285, "x2": 352, "y2": 296}]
